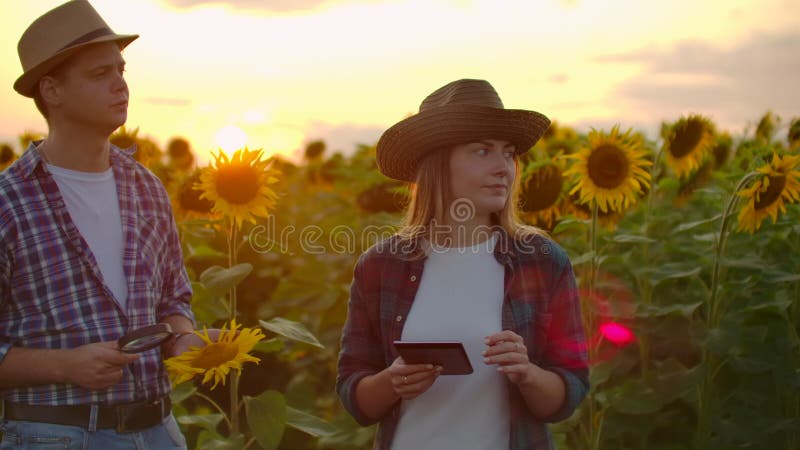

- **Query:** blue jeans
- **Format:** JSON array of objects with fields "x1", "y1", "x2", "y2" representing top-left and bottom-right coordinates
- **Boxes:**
[{"x1": 0, "y1": 414, "x2": 186, "y2": 450}]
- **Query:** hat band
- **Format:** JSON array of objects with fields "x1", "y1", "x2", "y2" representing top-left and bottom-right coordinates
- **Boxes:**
[{"x1": 57, "y1": 27, "x2": 114, "y2": 52}]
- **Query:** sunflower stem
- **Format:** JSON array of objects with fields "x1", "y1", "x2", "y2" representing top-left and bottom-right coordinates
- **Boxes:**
[
  {"x1": 697, "y1": 170, "x2": 759, "y2": 448},
  {"x1": 227, "y1": 217, "x2": 241, "y2": 435},
  {"x1": 193, "y1": 391, "x2": 232, "y2": 429},
  {"x1": 587, "y1": 201, "x2": 600, "y2": 450}
]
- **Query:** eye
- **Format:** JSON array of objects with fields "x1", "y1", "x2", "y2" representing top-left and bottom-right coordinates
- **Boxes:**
[
  {"x1": 503, "y1": 149, "x2": 515, "y2": 158},
  {"x1": 475, "y1": 148, "x2": 489, "y2": 156}
]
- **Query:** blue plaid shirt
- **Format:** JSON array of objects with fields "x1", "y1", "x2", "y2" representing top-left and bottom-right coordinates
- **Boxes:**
[
  {"x1": 336, "y1": 231, "x2": 589, "y2": 450},
  {"x1": 0, "y1": 143, "x2": 193, "y2": 406}
]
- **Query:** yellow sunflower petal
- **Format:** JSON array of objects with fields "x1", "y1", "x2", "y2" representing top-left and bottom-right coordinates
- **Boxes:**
[{"x1": 736, "y1": 152, "x2": 800, "y2": 233}]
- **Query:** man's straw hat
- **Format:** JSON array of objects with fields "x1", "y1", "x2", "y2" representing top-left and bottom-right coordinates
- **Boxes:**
[{"x1": 14, "y1": 0, "x2": 138, "y2": 97}]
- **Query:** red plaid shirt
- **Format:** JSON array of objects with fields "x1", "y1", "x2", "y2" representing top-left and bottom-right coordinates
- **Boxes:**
[
  {"x1": 0, "y1": 144, "x2": 193, "y2": 405},
  {"x1": 336, "y1": 230, "x2": 589, "y2": 450}
]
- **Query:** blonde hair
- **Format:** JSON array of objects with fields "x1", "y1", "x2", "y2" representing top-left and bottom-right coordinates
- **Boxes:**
[{"x1": 396, "y1": 146, "x2": 544, "y2": 244}]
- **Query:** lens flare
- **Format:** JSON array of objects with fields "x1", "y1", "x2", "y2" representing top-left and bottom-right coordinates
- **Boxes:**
[{"x1": 599, "y1": 322, "x2": 635, "y2": 346}]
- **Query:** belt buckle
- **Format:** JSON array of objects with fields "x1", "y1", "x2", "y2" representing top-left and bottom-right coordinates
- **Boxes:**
[{"x1": 116, "y1": 398, "x2": 165, "y2": 433}]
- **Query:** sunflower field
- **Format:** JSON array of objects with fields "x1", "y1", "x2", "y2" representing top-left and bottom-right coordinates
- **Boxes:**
[{"x1": 2, "y1": 112, "x2": 798, "y2": 450}]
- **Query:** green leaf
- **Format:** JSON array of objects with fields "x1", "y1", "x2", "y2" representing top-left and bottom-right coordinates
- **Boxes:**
[
  {"x1": 552, "y1": 218, "x2": 586, "y2": 235},
  {"x1": 259, "y1": 317, "x2": 324, "y2": 348},
  {"x1": 191, "y1": 282, "x2": 229, "y2": 325},
  {"x1": 590, "y1": 359, "x2": 618, "y2": 386},
  {"x1": 169, "y1": 381, "x2": 197, "y2": 404},
  {"x1": 254, "y1": 337, "x2": 285, "y2": 353},
  {"x1": 187, "y1": 243, "x2": 226, "y2": 259},
  {"x1": 199, "y1": 263, "x2": 253, "y2": 297},
  {"x1": 177, "y1": 414, "x2": 224, "y2": 432},
  {"x1": 635, "y1": 302, "x2": 702, "y2": 318},
  {"x1": 245, "y1": 390, "x2": 287, "y2": 450},
  {"x1": 286, "y1": 406, "x2": 338, "y2": 437},
  {"x1": 672, "y1": 214, "x2": 722, "y2": 234},
  {"x1": 570, "y1": 251, "x2": 594, "y2": 266},
  {"x1": 610, "y1": 234, "x2": 656, "y2": 244},
  {"x1": 766, "y1": 273, "x2": 800, "y2": 283},
  {"x1": 608, "y1": 379, "x2": 664, "y2": 415},
  {"x1": 198, "y1": 431, "x2": 245, "y2": 450},
  {"x1": 648, "y1": 265, "x2": 702, "y2": 286}
]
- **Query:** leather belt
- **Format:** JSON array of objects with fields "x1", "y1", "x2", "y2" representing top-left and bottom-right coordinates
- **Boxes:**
[{"x1": 4, "y1": 396, "x2": 171, "y2": 433}]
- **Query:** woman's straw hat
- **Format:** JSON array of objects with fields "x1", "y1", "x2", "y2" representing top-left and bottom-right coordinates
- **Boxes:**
[
  {"x1": 14, "y1": 0, "x2": 138, "y2": 97},
  {"x1": 376, "y1": 79, "x2": 550, "y2": 182}
]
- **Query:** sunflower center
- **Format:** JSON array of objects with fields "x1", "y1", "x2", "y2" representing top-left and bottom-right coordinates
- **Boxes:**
[
  {"x1": 180, "y1": 174, "x2": 214, "y2": 213},
  {"x1": 587, "y1": 144, "x2": 629, "y2": 189},
  {"x1": 754, "y1": 175, "x2": 786, "y2": 210},
  {"x1": 0, "y1": 145, "x2": 13, "y2": 163},
  {"x1": 522, "y1": 165, "x2": 563, "y2": 212},
  {"x1": 215, "y1": 163, "x2": 260, "y2": 204},
  {"x1": 670, "y1": 119, "x2": 703, "y2": 158},
  {"x1": 190, "y1": 341, "x2": 239, "y2": 369}
]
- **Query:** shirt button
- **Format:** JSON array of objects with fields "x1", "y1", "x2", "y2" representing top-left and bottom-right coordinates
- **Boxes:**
[
  {"x1": 410, "y1": 275, "x2": 417, "y2": 282},
  {"x1": 395, "y1": 315, "x2": 403, "y2": 322}
]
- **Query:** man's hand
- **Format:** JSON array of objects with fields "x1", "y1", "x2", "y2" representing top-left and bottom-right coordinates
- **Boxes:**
[
  {"x1": 168, "y1": 329, "x2": 223, "y2": 358},
  {"x1": 63, "y1": 341, "x2": 139, "y2": 390}
]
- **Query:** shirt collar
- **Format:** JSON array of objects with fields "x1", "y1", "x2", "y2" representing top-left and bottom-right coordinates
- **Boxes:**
[{"x1": 18, "y1": 140, "x2": 137, "y2": 180}]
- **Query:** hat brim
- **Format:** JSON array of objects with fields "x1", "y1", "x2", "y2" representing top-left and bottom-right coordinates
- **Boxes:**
[
  {"x1": 376, "y1": 104, "x2": 551, "y2": 182},
  {"x1": 14, "y1": 33, "x2": 138, "y2": 98}
]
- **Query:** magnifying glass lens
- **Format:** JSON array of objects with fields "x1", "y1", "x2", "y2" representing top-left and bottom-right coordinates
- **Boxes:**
[{"x1": 118, "y1": 324, "x2": 173, "y2": 353}]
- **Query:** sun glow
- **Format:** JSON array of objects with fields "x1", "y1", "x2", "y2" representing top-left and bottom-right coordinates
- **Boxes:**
[{"x1": 214, "y1": 125, "x2": 248, "y2": 154}]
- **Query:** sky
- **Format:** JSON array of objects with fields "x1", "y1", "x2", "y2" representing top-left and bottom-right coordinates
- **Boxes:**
[{"x1": 1, "y1": 0, "x2": 798, "y2": 164}]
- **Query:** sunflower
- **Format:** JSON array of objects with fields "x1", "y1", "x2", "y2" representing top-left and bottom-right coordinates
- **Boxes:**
[
  {"x1": 1, "y1": 144, "x2": 16, "y2": 171},
  {"x1": 663, "y1": 115, "x2": 715, "y2": 179},
  {"x1": 197, "y1": 148, "x2": 280, "y2": 227},
  {"x1": 564, "y1": 126, "x2": 652, "y2": 213},
  {"x1": 165, "y1": 320, "x2": 265, "y2": 389},
  {"x1": 172, "y1": 169, "x2": 215, "y2": 218},
  {"x1": 564, "y1": 192, "x2": 621, "y2": 229},
  {"x1": 736, "y1": 152, "x2": 800, "y2": 233},
  {"x1": 788, "y1": 118, "x2": 800, "y2": 150},
  {"x1": 520, "y1": 160, "x2": 566, "y2": 229}
]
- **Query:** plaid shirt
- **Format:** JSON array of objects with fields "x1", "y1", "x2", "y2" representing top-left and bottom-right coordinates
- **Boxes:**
[
  {"x1": 0, "y1": 143, "x2": 193, "y2": 406},
  {"x1": 336, "y1": 230, "x2": 589, "y2": 450}
]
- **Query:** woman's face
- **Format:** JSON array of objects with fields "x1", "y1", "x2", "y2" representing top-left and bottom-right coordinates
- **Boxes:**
[{"x1": 448, "y1": 139, "x2": 516, "y2": 221}]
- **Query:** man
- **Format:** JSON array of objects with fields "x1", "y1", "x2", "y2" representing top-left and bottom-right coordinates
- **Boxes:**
[{"x1": 0, "y1": 1, "x2": 200, "y2": 447}]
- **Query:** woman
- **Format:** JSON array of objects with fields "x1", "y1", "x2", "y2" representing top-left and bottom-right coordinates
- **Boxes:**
[{"x1": 336, "y1": 79, "x2": 589, "y2": 450}]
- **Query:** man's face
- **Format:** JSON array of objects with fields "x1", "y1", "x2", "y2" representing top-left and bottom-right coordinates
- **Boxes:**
[{"x1": 49, "y1": 42, "x2": 129, "y2": 134}]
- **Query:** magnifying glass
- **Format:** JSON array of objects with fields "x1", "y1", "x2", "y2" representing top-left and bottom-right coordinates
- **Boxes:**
[{"x1": 118, "y1": 323, "x2": 174, "y2": 353}]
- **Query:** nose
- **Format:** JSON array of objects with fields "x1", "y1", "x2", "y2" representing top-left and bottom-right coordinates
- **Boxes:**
[
  {"x1": 488, "y1": 150, "x2": 511, "y2": 179},
  {"x1": 112, "y1": 71, "x2": 127, "y2": 94}
]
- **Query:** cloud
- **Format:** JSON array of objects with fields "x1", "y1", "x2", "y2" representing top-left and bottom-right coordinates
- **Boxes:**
[
  {"x1": 143, "y1": 97, "x2": 193, "y2": 107},
  {"x1": 163, "y1": 0, "x2": 347, "y2": 13},
  {"x1": 598, "y1": 32, "x2": 800, "y2": 129},
  {"x1": 302, "y1": 121, "x2": 384, "y2": 155}
]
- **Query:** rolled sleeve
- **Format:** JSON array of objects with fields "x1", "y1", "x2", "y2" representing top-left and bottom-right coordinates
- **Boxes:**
[
  {"x1": 540, "y1": 251, "x2": 590, "y2": 422},
  {"x1": 336, "y1": 254, "x2": 386, "y2": 426}
]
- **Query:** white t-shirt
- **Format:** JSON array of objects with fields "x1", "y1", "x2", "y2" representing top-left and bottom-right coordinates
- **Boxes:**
[
  {"x1": 391, "y1": 233, "x2": 510, "y2": 450},
  {"x1": 47, "y1": 164, "x2": 128, "y2": 311}
]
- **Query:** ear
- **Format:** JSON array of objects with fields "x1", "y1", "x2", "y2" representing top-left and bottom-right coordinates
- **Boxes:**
[{"x1": 38, "y1": 75, "x2": 63, "y2": 109}]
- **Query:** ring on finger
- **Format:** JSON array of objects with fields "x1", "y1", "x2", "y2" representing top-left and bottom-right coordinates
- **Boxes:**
[
  {"x1": 514, "y1": 342, "x2": 521, "y2": 350},
  {"x1": 403, "y1": 375, "x2": 408, "y2": 385}
]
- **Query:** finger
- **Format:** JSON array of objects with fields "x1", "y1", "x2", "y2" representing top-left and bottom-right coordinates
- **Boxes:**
[
  {"x1": 394, "y1": 363, "x2": 436, "y2": 375},
  {"x1": 484, "y1": 330, "x2": 523, "y2": 346},
  {"x1": 484, "y1": 341, "x2": 526, "y2": 357},
  {"x1": 102, "y1": 349, "x2": 140, "y2": 365},
  {"x1": 484, "y1": 351, "x2": 528, "y2": 366}
]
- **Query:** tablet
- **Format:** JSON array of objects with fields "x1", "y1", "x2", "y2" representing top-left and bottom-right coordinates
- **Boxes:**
[{"x1": 393, "y1": 341, "x2": 473, "y2": 375}]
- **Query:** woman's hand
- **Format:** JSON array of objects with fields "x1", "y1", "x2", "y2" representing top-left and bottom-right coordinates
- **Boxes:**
[
  {"x1": 483, "y1": 330, "x2": 536, "y2": 385},
  {"x1": 386, "y1": 356, "x2": 442, "y2": 400}
]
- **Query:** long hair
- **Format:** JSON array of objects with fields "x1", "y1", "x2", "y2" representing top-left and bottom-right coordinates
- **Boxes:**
[{"x1": 396, "y1": 147, "x2": 544, "y2": 245}]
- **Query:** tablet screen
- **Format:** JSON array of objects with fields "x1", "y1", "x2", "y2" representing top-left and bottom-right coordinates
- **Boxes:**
[{"x1": 393, "y1": 340, "x2": 473, "y2": 375}]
